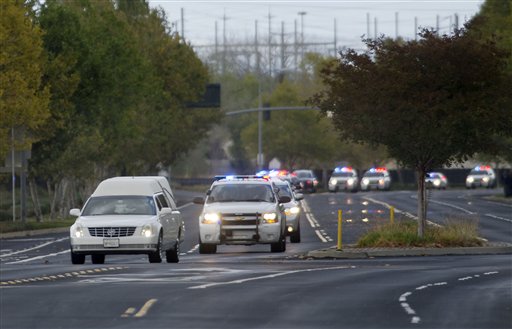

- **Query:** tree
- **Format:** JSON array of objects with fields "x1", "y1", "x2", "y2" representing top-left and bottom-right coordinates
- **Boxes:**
[
  {"x1": 0, "y1": 0, "x2": 50, "y2": 158},
  {"x1": 312, "y1": 29, "x2": 512, "y2": 237}
]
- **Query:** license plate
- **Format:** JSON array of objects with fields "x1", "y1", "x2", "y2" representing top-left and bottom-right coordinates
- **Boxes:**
[{"x1": 103, "y1": 238, "x2": 119, "y2": 248}]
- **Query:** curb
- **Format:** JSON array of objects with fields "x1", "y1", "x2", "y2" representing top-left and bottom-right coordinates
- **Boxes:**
[
  {"x1": 306, "y1": 244, "x2": 512, "y2": 259},
  {"x1": 0, "y1": 227, "x2": 70, "y2": 239}
]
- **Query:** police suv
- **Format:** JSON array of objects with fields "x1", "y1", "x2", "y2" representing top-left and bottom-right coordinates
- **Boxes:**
[{"x1": 194, "y1": 175, "x2": 290, "y2": 254}]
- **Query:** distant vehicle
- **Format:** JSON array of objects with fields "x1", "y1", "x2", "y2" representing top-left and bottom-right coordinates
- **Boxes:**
[
  {"x1": 69, "y1": 176, "x2": 184, "y2": 264},
  {"x1": 328, "y1": 166, "x2": 359, "y2": 193},
  {"x1": 425, "y1": 172, "x2": 448, "y2": 189},
  {"x1": 193, "y1": 175, "x2": 290, "y2": 254},
  {"x1": 272, "y1": 179, "x2": 303, "y2": 243},
  {"x1": 466, "y1": 165, "x2": 497, "y2": 189},
  {"x1": 293, "y1": 169, "x2": 319, "y2": 193},
  {"x1": 360, "y1": 167, "x2": 391, "y2": 191}
]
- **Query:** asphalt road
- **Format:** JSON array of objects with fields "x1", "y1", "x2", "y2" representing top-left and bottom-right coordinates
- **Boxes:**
[{"x1": 1, "y1": 188, "x2": 511, "y2": 329}]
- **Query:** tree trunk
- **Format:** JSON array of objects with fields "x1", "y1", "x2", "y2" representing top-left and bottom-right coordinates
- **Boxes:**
[
  {"x1": 416, "y1": 167, "x2": 427, "y2": 238},
  {"x1": 28, "y1": 178, "x2": 43, "y2": 222}
]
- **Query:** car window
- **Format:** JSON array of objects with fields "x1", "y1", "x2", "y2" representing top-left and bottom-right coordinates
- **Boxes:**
[
  {"x1": 275, "y1": 183, "x2": 292, "y2": 198},
  {"x1": 295, "y1": 171, "x2": 313, "y2": 178},
  {"x1": 155, "y1": 194, "x2": 169, "y2": 210},
  {"x1": 364, "y1": 172, "x2": 385, "y2": 177},
  {"x1": 207, "y1": 184, "x2": 275, "y2": 203},
  {"x1": 331, "y1": 172, "x2": 354, "y2": 177},
  {"x1": 163, "y1": 189, "x2": 177, "y2": 209},
  {"x1": 82, "y1": 196, "x2": 156, "y2": 216}
]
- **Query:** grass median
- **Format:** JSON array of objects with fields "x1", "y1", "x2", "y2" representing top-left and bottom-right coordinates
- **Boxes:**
[
  {"x1": 0, "y1": 218, "x2": 74, "y2": 234},
  {"x1": 356, "y1": 217, "x2": 484, "y2": 248}
]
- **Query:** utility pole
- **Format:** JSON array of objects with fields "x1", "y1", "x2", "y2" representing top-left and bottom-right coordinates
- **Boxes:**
[
  {"x1": 374, "y1": 17, "x2": 378, "y2": 39},
  {"x1": 298, "y1": 11, "x2": 306, "y2": 63},
  {"x1": 366, "y1": 12, "x2": 370, "y2": 38},
  {"x1": 268, "y1": 11, "x2": 272, "y2": 76},
  {"x1": 215, "y1": 21, "x2": 218, "y2": 72},
  {"x1": 333, "y1": 18, "x2": 337, "y2": 56},
  {"x1": 281, "y1": 21, "x2": 285, "y2": 70},
  {"x1": 222, "y1": 12, "x2": 227, "y2": 75},
  {"x1": 255, "y1": 20, "x2": 259, "y2": 73},
  {"x1": 454, "y1": 13, "x2": 459, "y2": 30},
  {"x1": 414, "y1": 17, "x2": 418, "y2": 41},
  {"x1": 395, "y1": 12, "x2": 399, "y2": 39},
  {"x1": 294, "y1": 19, "x2": 298, "y2": 73},
  {"x1": 181, "y1": 8, "x2": 184, "y2": 40},
  {"x1": 436, "y1": 15, "x2": 440, "y2": 35}
]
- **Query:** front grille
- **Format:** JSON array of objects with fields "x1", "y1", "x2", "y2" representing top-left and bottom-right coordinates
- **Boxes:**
[
  {"x1": 221, "y1": 213, "x2": 259, "y2": 226},
  {"x1": 88, "y1": 227, "x2": 136, "y2": 237}
]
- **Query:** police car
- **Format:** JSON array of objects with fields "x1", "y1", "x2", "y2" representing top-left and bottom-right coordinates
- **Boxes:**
[
  {"x1": 466, "y1": 165, "x2": 497, "y2": 189},
  {"x1": 328, "y1": 166, "x2": 359, "y2": 193},
  {"x1": 193, "y1": 175, "x2": 290, "y2": 254},
  {"x1": 425, "y1": 172, "x2": 448, "y2": 189},
  {"x1": 360, "y1": 167, "x2": 391, "y2": 191}
]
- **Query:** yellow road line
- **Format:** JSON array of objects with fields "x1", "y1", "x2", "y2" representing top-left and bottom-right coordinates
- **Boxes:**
[
  {"x1": 134, "y1": 299, "x2": 158, "y2": 318},
  {"x1": 121, "y1": 307, "x2": 136, "y2": 318}
]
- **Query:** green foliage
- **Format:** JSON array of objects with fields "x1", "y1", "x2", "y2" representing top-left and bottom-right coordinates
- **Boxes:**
[
  {"x1": 356, "y1": 219, "x2": 483, "y2": 248},
  {"x1": 0, "y1": 0, "x2": 50, "y2": 157}
]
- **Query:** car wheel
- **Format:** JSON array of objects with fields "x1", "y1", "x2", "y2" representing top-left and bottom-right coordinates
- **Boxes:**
[
  {"x1": 199, "y1": 243, "x2": 217, "y2": 254},
  {"x1": 91, "y1": 254, "x2": 105, "y2": 264},
  {"x1": 290, "y1": 225, "x2": 301, "y2": 243},
  {"x1": 271, "y1": 234, "x2": 286, "y2": 252},
  {"x1": 148, "y1": 233, "x2": 164, "y2": 263},
  {"x1": 71, "y1": 251, "x2": 85, "y2": 265},
  {"x1": 166, "y1": 240, "x2": 180, "y2": 263}
]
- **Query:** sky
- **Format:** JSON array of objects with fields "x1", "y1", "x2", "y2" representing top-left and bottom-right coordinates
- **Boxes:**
[{"x1": 148, "y1": 0, "x2": 485, "y2": 51}]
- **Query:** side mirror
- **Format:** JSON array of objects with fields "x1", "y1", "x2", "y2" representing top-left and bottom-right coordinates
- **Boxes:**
[
  {"x1": 278, "y1": 195, "x2": 291, "y2": 204},
  {"x1": 294, "y1": 193, "x2": 304, "y2": 201},
  {"x1": 160, "y1": 207, "x2": 173, "y2": 215},
  {"x1": 193, "y1": 197, "x2": 205, "y2": 204},
  {"x1": 69, "y1": 208, "x2": 81, "y2": 217}
]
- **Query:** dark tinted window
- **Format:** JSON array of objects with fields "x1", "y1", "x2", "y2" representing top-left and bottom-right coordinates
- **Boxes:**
[{"x1": 82, "y1": 196, "x2": 156, "y2": 216}]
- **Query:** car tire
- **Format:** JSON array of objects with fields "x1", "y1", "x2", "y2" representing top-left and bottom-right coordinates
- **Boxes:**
[
  {"x1": 166, "y1": 240, "x2": 180, "y2": 263},
  {"x1": 91, "y1": 254, "x2": 105, "y2": 264},
  {"x1": 290, "y1": 225, "x2": 301, "y2": 243},
  {"x1": 71, "y1": 251, "x2": 85, "y2": 265},
  {"x1": 271, "y1": 234, "x2": 286, "y2": 252},
  {"x1": 199, "y1": 243, "x2": 217, "y2": 254},
  {"x1": 148, "y1": 233, "x2": 164, "y2": 263}
]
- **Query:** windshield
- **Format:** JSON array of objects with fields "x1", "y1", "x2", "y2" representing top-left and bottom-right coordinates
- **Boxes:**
[
  {"x1": 207, "y1": 184, "x2": 275, "y2": 203},
  {"x1": 469, "y1": 169, "x2": 489, "y2": 175},
  {"x1": 275, "y1": 183, "x2": 293, "y2": 198},
  {"x1": 331, "y1": 172, "x2": 354, "y2": 178},
  {"x1": 295, "y1": 171, "x2": 314, "y2": 178},
  {"x1": 364, "y1": 172, "x2": 385, "y2": 178},
  {"x1": 82, "y1": 196, "x2": 156, "y2": 216}
]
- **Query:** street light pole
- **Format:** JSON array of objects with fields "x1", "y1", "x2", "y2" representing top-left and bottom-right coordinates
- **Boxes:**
[
  {"x1": 298, "y1": 11, "x2": 306, "y2": 63},
  {"x1": 257, "y1": 79, "x2": 263, "y2": 170}
]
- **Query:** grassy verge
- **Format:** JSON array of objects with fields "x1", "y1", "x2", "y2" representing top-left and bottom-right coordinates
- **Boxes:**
[
  {"x1": 356, "y1": 218, "x2": 484, "y2": 248},
  {"x1": 0, "y1": 218, "x2": 75, "y2": 234}
]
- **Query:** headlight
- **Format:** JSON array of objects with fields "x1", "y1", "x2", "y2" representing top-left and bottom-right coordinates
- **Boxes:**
[
  {"x1": 347, "y1": 178, "x2": 354, "y2": 185},
  {"x1": 467, "y1": 177, "x2": 474, "y2": 183},
  {"x1": 262, "y1": 212, "x2": 278, "y2": 223},
  {"x1": 73, "y1": 224, "x2": 84, "y2": 238},
  {"x1": 378, "y1": 179, "x2": 385, "y2": 185},
  {"x1": 285, "y1": 207, "x2": 300, "y2": 216},
  {"x1": 482, "y1": 177, "x2": 489, "y2": 183},
  {"x1": 362, "y1": 178, "x2": 369, "y2": 185},
  {"x1": 141, "y1": 224, "x2": 153, "y2": 237},
  {"x1": 202, "y1": 213, "x2": 220, "y2": 224},
  {"x1": 330, "y1": 179, "x2": 337, "y2": 185},
  {"x1": 433, "y1": 179, "x2": 441, "y2": 186}
]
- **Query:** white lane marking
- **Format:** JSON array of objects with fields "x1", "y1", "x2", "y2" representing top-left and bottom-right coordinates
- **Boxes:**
[
  {"x1": 5, "y1": 249, "x2": 70, "y2": 264},
  {"x1": 398, "y1": 271, "x2": 500, "y2": 324},
  {"x1": 363, "y1": 196, "x2": 441, "y2": 227},
  {"x1": 427, "y1": 199, "x2": 476, "y2": 215},
  {"x1": 187, "y1": 244, "x2": 199, "y2": 254},
  {"x1": 177, "y1": 202, "x2": 193, "y2": 210},
  {"x1": 484, "y1": 213, "x2": 512, "y2": 223},
  {"x1": 0, "y1": 237, "x2": 69, "y2": 258},
  {"x1": 315, "y1": 230, "x2": 328, "y2": 243},
  {"x1": 189, "y1": 265, "x2": 353, "y2": 289}
]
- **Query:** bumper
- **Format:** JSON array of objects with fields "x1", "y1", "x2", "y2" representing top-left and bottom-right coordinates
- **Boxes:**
[
  {"x1": 200, "y1": 223, "x2": 282, "y2": 245},
  {"x1": 70, "y1": 235, "x2": 159, "y2": 254},
  {"x1": 329, "y1": 182, "x2": 357, "y2": 191}
]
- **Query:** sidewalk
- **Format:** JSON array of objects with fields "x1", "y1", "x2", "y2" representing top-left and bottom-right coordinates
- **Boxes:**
[{"x1": 305, "y1": 242, "x2": 512, "y2": 259}]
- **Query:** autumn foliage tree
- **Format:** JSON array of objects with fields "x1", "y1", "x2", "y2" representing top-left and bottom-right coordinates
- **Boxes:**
[{"x1": 312, "y1": 28, "x2": 512, "y2": 237}]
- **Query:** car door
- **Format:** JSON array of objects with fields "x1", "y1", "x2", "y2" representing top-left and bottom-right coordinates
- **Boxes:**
[
  {"x1": 162, "y1": 191, "x2": 181, "y2": 242},
  {"x1": 155, "y1": 194, "x2": 173, "y2": 245}
]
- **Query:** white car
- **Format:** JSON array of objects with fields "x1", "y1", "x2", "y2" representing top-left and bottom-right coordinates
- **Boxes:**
[
  {"x1": 272, "y1": 179, "x2": 303, "y2": 243},
  {"x1": 466, "y1": 165, "x2": 497, "y2": 188},
  {"x1": 425, "y1": 172, "x2": 448, "y2": 189},
  {"x1": 193, "y1": 175, "x2": 291, "y2": 254},
  {"x1": 328, "y1": 166, "x2": 359, "y2": 193},
  {"x1": 360, "y1": 167, "x2": 391, "y2": 191},
  {"x1": 69, "y1": 176, "x2": 184, "y2": 264}
]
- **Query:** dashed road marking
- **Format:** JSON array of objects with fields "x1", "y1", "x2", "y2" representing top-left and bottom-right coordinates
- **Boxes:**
[
  {"x1": 301, "y1": 199, "x2": 333, "y2": 242},
  {"x1": 0, "y1": 237, "x2": 69, "y2": 259}
]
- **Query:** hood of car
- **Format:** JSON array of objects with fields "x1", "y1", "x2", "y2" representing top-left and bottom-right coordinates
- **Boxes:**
[
  {"x1": 203, "y1": 202, "x2": 277, "y2": 214},
  {"x1": 76, "y1": 215, "x2": 156, "y2": 227}
]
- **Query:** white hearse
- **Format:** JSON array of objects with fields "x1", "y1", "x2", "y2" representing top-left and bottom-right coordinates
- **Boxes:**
[{"x1": 69, "y1": 176, "x2": 184, "y2": 264}]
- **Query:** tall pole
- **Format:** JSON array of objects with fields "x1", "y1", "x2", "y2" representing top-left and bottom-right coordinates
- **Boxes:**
[
  {"x1": 366, "y1": 12, "x2": 370, "y2": 38},
  {"x1": 268, "y1": 11, "x2": 272, "y2": 76},
  {"x1": 281, "y1": 21, "x2": 285, "y2": 70},
  {"x1": 180, "y1": 8, "x2": 184, "y2": 40},
  {"x1": 222, "y1": 13, "x2": 227, "y2": 75},
  {"x1": 255, "y1": 20, "x2": 259, "y2": 73},
  {"x1": 436, "y1": 15, "x2": 440, "y2": 35},
  {"x1": 374, "y1": 17, "x2": 378, "y2": 39},
  {"x1": 298, "y1": 11, "x2": 306, "y2": 64},
  {"x1": 395, "y1": 12, "x2": 399, "y2": 39},
  {"x1": 414, "y1": 16, "x2": 418, "y2": 41},
  {"x1": 215, "y1": 21, "x2": 218, "y2": 72},
  {"x1": 333, "y1": 18, "x2": 337, "y2": 56},
  {"x1": 257, "y1": 81, "x2": 263, "y2": 170},
  {"x1": 11, "y1": 127, "x2": 15, "y2": 222},
  {"x1": 294, "y1": 19, "x2": 298, "y2": 73}
]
